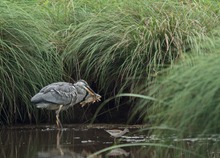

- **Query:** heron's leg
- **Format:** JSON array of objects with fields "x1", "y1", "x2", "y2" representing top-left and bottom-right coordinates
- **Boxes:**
[{"x1": 55, "y1": 105, "x2": 63, "y2": 129}]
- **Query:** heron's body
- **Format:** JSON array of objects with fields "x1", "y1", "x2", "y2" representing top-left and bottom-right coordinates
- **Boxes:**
[
  {"x1": 31, "y1": 80, "x2": 101, "y2": 128},
  {"x1": 31, "y1": 82, "x2": 89, "y2": 111}
]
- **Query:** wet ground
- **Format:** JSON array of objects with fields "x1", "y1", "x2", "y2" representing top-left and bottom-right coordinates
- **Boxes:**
[{"x1": 0, "y1": 124, "x2": 220, "y2": 158}]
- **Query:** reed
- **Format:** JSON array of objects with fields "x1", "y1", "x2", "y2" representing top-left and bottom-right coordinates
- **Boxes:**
[
  {"x1": 0, "y1": 0, "x2": 64, "y2": 124},
  {"x1": 134, "y1": 50, "x2": 220, "y2": 135},
  {"x1": 62, "y1": 0, "x2": 219, "y2": 97},
  {"x1": 59, "y1": 0, "x2": 220, "y2": 122},
  {"x1": 1, "y1": 0, "x2": 220, "y2": 124}
]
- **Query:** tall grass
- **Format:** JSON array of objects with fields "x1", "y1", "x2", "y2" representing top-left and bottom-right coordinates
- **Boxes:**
[
  {"x1": 59, "y1": 0, "x2": 220, "y2": 122},
  {"x1": 133, "y1": 49, "x2": 220, "y2": 135},
  {"x1": 0, "y1": 1, "x2": 64, "y2": 124},
  {"x1": 0, "y1": 0, "x2": 220, "y2": 124},
  {"x1": 62, "y1": 0, "x2": 219, "y2": 97}
]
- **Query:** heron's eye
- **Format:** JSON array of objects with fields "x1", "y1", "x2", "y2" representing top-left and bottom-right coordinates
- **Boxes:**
[{"x1": 78, "y1": 79, "x2": 88, "y2": 86}]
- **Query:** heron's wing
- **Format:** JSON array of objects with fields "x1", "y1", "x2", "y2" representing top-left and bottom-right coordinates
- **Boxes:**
[
  {"x1": 31, "y1": 82, "x2": 77, "y2": 105},
  {"x1": 39, "y1": 82, "x2": 72, "y2": 93}
]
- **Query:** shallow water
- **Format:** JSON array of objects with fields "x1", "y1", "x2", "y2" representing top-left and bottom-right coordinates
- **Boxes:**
[
  {"x1": 0, "y1": 124, "x2": 145, "y2": 158},
  {"x1": 0, "y1": 124, "x2": 220, "y2": 158}
]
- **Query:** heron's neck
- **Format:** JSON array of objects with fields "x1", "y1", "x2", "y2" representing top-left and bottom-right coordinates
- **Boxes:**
[
  {"x1": 74, "y1": 87, "x2": 88, "y2": 103},
  {"x1": 82, "y1": 90, "x2": 89, "y2": 101}
]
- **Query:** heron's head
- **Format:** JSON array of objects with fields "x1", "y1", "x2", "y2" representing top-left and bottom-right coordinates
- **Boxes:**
[{"x1": 75, "y1": 80, "x2": 96, "y2": 95}]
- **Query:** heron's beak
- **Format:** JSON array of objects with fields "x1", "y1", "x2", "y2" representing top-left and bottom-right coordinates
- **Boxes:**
[{"x1": 84, "y1": 85, "x2": 96, "y2": 96}]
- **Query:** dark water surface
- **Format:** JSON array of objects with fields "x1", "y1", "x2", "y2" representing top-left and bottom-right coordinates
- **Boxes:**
[
  {"x1": 1, "y1": 124, "x2": 220, "y2": 158},
  {"x1": 0, "y1": 124, "x2": 146, "y2": 158}
]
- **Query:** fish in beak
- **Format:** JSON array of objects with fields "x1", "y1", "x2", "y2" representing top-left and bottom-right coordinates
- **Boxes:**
[
  {"x1": 76, "y1": 79, "x2": 101, "y2": 107},
  {"x1": 80, "y1": 93, "x2": 101, "y2": 107},
  {"x1": 81, "y1": 85, "x2": 101, "y2": 107}
]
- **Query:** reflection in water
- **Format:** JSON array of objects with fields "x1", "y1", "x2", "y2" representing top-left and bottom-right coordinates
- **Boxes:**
[
  {"x1": 0, "y1": 125, "x2": 130, "y2": 158},
  {"x1": 0, "y1": 125, "x2": 220, "y2": 158},
  {"x1": 37, "y1": 130, "x2": 85, "y2": 158},
  {"x1": 106, "y1": 148, "x2": 130, "y2": 157}
]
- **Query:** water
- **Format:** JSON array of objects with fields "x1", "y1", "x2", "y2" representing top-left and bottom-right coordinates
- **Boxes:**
[
  {"x1": 0, "y1": 124, "x2": 220, "y2": 158},
  {"x1": 0, "y1": 124, "x2": 144, "y2": 158}
]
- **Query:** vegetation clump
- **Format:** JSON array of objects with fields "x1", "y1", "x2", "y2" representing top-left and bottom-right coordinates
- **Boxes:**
[
  {"x1": 0, "y1": 0, "x2": 220, "y2": 125},
  {"x1": 0, "y1": 1, "x2": 63, "y2": 124}
]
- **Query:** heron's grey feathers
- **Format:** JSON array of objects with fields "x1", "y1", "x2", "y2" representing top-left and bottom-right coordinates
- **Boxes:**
[
  {"x1": 31, "y1": 80, "x2": 101, "y2": 128},
  {"x1": 31, "y1": 82, "x2": 87, "y2": 110}
]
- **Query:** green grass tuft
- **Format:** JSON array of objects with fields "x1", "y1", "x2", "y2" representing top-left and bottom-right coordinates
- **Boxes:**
[
  {"x1": 0, "y1": 0, "x2": 64, "y2": 124},
  {"x1": 0, "y1": 0, "x2": 220, "y2": 124},
  {"x1": 62, "y1": 0, "x2": 219, "y2": 97},
  {"x1": 135, "y1": 51, "x2": 220, "y2": 135}
]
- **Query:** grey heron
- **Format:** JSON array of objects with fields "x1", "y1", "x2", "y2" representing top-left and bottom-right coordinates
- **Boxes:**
[{"x1": 31, "y1": 80, "x2": 101, "y2": 128}]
